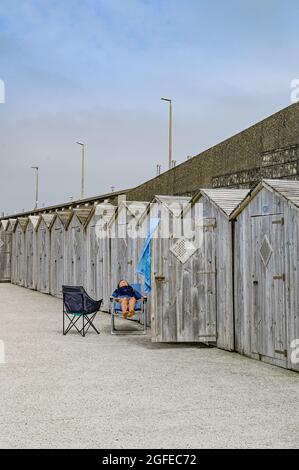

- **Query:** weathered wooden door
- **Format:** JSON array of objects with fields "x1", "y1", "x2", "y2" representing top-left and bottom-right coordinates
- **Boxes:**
[
  {"x1": 16, "y1": 229, "x2": 25, "y2": 286},
  {"x1": 26, "y1": 228, "x2": 35, "y2": 289},
  {"x1": 251, "y1": 214, "x2": 287, "y2": 364},
  {"x1": 196, "y1": 218, "x2": 217, "y2": 342},
  {"x1": 51, "y1": 226, "x2": 64, "y2": 297},
  {"x1": 0, "y1": 230, "x2": 11, "y2": 281},
  {"x1": 70, "y1": 226, "x2": 83, "y2": 285},
  {"x1": 88, "y1": 222, "x2": 110, "y2": 310},
  {"x1": 152, "y1": 218, "x2": 217, "y2": 342},
  {"x1": 37, "y1": 227, "x2": 50, "y2": 293}
]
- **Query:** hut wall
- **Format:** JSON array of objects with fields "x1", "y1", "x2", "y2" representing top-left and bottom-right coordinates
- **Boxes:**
[
  {"x1": 86, "y1": 211, "x2": 111, "y2": 311},
  {"x1": 65, "y1": 214, "x2": 86, "y2": 287},
  {"x1": 0, "y1": 223, "x2": 12, "y2": 282},
  {"x1": 24, "y1": 220, "x2": 38, "y2": 290},
  {"x1": 12, "y1": 222, "x2": 26, "y2": 286},
  {"x1": 50, "y1": 216, "x2": 66, "y2": 298},
  {"x1": 151, "y1": 195, "x2": 235, "y2": 349},
  {"x1": 109, "y1": 202, "x2": 149, "y2": 321},
  {"x1": 234, "y1": 187, "x2": 299, "y2": 371},
  {"x1": 201, "y1": 199, "x2": 234, "y2": 351},
  {"x1": 36, "y1": 219, "x2": 51, "y2": 293},
  {"x1": 150, "y1": 198, "x2": 218, "y2": 342}
]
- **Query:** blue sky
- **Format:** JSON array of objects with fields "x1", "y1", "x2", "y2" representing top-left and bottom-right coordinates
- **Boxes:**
[{"x1": 0, "y1": 0, "x2": 298, "y2": 213}]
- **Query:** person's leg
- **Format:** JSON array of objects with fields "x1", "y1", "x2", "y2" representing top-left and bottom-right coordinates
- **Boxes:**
[
  {"x1": 120, "y1": 298, "x2": 129, "y2": 318},
  {"x1": 128, "y1": 297, "x2": 137, "y2": 317}
]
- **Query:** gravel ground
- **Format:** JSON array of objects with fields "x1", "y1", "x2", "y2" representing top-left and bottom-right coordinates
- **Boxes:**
[{"x1": 0, "y1": 283, "x2": 298, "y2": 449}]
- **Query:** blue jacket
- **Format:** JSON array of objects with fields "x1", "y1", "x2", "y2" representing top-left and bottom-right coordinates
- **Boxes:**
[{"x1": 112, "y1": 285, "x2": 142, "y2": 300}]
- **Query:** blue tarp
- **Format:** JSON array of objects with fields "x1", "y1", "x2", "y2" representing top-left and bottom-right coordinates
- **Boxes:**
[{"x1": 136, "y1": 218, "x2": 160, "y2": 293}]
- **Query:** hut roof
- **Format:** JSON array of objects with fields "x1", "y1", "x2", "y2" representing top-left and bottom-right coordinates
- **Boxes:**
[
  {"x1": 184, "y1": 189, "x2": 249, "y2": 218},
  {"x1": 56, "y1": 210, "x2": 72, "y2": 229},
  {"x1": 9, "y1": 218, "x2": 17, "y2": 231},
  {"x1": 230, "y1": 179, "x2": 299, "y2": 219},
  {"x1": 28, "y1": 215, "x2": 40, "y2": 230},
  {"x1": 155, "y1": 195, "x2": 191, "y2": 217},
  {"x1": 200, "y1": 189, "x2": 250, "y2": 217},
  {"x1": 40, "y1": 214, "x2": 56, "y2": 230},
  {"x1": 1, "y1": 220, "x2": 9, "y2": 231},
  {"x1": 71, "y1": 208, "x2": 93, "y2": 228},
  {"x1": 17, "y1": 217, "x2": 29, "y2": 232}
]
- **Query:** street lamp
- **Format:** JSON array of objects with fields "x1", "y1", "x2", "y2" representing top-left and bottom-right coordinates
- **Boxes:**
[
  {"x1": 76, "y1": 142, "x2": 85, "y2": 199},
  {"x1": 31, "y1": 166, "x2": 39, "y2": 209},
  {"x1": 161, "y1": 97, "x2": 172, "y2": 170}
]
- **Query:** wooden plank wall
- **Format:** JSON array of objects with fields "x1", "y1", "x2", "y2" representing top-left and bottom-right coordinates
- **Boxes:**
[
  {"x1": 234, "y1": 187, "x2": 299, "y2": 371},
  {"x1": 151, "y1": 196, "x2": 234, "y2": 349},
  {"x1": 0, "y1": 223, "x2": 12, "y2": 282}
]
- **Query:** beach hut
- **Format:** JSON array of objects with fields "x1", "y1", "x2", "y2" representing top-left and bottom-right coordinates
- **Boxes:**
[
  {"x1": 108, "y1": 200, "x2": 149, "y2": 317},
  {"x1": 0, "y1": 220, "x2": 12, "y2": 282},
  {"x1": 50, "y1": 210, "x2": 72, "y2": 298},
  {"x1": 231, "y1": 179, "x2": 299, "y2": 372},
  {"x1": 36, "y1": 214, "x2": 55, "y2": 293},
  {"x1": 8, "y1": 219, "x2": 18, "y2": 284},
  {"x1": 151, "y1": 191, "x2": 249, "y2": 348},
  {"x1": 24, "y1": 216, "x2": 40, "y2": 290},
  {"x1": 65, "y1": 208, "x2": 92, "y2": 287},
  {"x1": 11, "y1": 217, "x2": 28, "y2": 286},
  {"x1": 86, "y1": 202, "x2": 116, "y2": 312}
]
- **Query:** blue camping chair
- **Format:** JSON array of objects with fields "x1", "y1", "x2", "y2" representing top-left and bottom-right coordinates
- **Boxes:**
[
  {"x1": 62, "y1": 285, "x2": 102, "y2": 337},
  {"x1": 110, "y1": 283, "x2": 147, "y2": 335}
]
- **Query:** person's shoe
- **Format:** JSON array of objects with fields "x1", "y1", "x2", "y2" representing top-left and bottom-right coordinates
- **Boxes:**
[
  {"x1": 128, "y1": 310, "x2": 135, "y2": 318},
  {"x1": 123, "y1": 311, "x2": 129, "y2": 319}
]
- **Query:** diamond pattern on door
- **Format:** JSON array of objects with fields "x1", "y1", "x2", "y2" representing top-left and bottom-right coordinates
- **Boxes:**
[
  {"x1": 170, "y1": 237, "x2": 197, "y2": 264},
  {"x1": 259, "y1": 234, "x2": 273, "y2": 267}
]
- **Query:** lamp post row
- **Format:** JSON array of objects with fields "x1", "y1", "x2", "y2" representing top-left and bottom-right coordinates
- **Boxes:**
[{"x1": 31, "y1": 98, "x2": 176, "y2": 209}]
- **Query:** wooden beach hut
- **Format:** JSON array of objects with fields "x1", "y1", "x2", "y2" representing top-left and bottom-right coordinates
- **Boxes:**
[
  {"x1": 65, "y1": 208, "x2": 92, "y2": 287},
  {"x1": 231, "y1": 179, "x2": 299, "y2": 372},
  {"x1": 108, "y1": 200, "x2": 149, "y2": 317},
  {"x1": 50, "y1": 210, "x2": 72, "y2": 298},
  {"x1": 0, "y1": 220, "x2": 12, "y2": 282},
  {"x1": 86, "y1": 202, "x2": 116, "y2": 312},
  {"x1": 24, "y1": 216, "x2": 40, "y2": 290},
  {"x1": 11, "y1": 217, "x2": 28, "y2": 286},
  {"x1": 8, "y1": 219, "x2": 18, "y2": 284},
  {"x1": 36, "y1": 214, "x2": 55, "y2": 293},
  {"x1": 151, "y1": 190, "x2": 249, "y2": 348}
]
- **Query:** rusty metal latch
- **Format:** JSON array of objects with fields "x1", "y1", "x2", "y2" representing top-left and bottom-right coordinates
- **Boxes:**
[
  {"x1": 155, "y1": 275, "x2": 165, "y2": 282},
  {"x1": 275, "y1": 349, "x2": 288, "y2": 357},
  {"x1": 272, "y1": 218, "x2": 284, "y2": 225},
  {"x1": 273, "y1": 273, "x2": 285, "y2": 281}
]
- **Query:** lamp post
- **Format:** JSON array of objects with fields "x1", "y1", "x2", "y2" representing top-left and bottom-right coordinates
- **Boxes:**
[
  {"x1": 31, "y1": 166, "x2": 39, "y2": 209},
  {"x1": 76, "y1": 142, "x2": 85, "y2": 199},
  {"x1": 161, "y1": 97, "x2": 172, "y2": 170}
]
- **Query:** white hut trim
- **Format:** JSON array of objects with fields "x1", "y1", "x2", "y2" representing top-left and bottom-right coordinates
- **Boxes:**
[
  {"x1": 1, "y1": 220, "x2": 9, "y2": 231},
  {"x1": 40, "y1": 214, "x2": 56, "y2": 230},
  {"x1": 108, "y1": 201, "x2": 148, "y2": 228},
  {"x1": 56, "y1": 210, "x2": 73, "y2": 229},
  {"x1": 70, "y1": 208, "x2": 92, "y2": 228},
  {"x1": 28, "y1": 215, "x2": 40, "y2": 231},
  {"x1": 17, "y1": 217, "x2": 29, "y2": 232},
  {"x1": 95, "y1": 202, "x2": 116, "y2": 224},
  {"x1": 155, "y1": 195, "x2": 191, "y2": 217},
  {"x1": 9, "y1": 219, "x2": 17, "y2": 232}
]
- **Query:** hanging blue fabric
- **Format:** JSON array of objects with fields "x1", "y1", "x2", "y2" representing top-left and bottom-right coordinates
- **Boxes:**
[{"x1": 136, "y1": 218, "x2": 160, "y2": 293}]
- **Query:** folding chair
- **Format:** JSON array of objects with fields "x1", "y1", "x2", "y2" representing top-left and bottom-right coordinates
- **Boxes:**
[
  {"x1": 110, "y1": 283, "x2": 147, "y2": 335},
  {"x1": 62, "y1": 285, "x2": 102, "y2": 337}
]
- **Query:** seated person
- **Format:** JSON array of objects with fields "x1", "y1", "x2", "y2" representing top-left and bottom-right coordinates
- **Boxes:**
[{"x1": 112, "y1": 280, "x2": 142, "y2": 319}]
